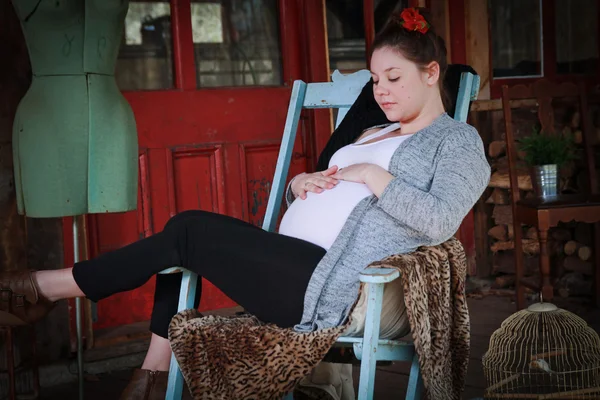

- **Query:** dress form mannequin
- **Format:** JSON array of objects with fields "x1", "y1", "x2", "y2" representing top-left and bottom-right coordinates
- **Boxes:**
[{"x1": 12, "y1": 0, "x2": 138, "y2": 217}]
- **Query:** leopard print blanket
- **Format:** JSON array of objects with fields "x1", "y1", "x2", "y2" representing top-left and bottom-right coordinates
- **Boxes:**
[
  {"x1": 168, "y1": 237, "x2": 469, "y2": 400},
  {"x1": 369, "y1": 237, "x2": 470, "y2": 399}
]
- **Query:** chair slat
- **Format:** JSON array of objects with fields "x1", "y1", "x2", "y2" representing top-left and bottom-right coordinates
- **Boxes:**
[
  {"x1": 454, "y1": 73, "x2": 479, "y2": 123},
  {"x1": 335, "y1": 107, "x2": 351, "y2": 128},
  {"x1": 353, "y1": 341, "x2": 415, "y2": 362},
  {"x1": 302, "y1": 69, "x2": 372, "y2": 109},
  {"x1": 165, "y1": 270, "x2": 198, "y2": 400},
  {"x1": 357, "y1": 281, "x2": 384, "y2": 399},
  {"x1": 302, "y1": 82, "x2": 364, "y2": 108},
  {"x1": 262, "y1": 80, "x2": 307, "y2": 232},
  {"x1": 359, "y1": 268, "x2": 400, "y2": 283}
]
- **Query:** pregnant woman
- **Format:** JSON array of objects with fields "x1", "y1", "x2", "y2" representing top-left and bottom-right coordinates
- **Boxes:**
[{"x1": 1, "y1": 8, "x2": 490, "y2": 399}]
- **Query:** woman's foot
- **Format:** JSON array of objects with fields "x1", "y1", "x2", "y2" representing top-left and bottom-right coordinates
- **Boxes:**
[
  {"x1": 119, "y1": 369, "x2": 168, "y2": 400},
  {"x1": 0, "y1": 270, "x2": 55, "y2": 326}
]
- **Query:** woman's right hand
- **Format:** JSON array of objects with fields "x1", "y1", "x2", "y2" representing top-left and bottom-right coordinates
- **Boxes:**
[{"x1": 291, "y1": 165, "x2": 339, "y2": 200}]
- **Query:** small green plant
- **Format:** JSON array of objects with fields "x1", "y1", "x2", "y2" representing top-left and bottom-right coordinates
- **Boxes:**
[{"x1": 518, "y1": 126, "x2": 576, "y2": 167}]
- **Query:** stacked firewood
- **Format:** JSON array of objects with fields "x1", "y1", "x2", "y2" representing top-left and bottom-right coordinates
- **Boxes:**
[
  {"x1": 555, "y1": 223, "x2": 594, "y2": 297},
  {"x1": 485, "y1": 117, "x2": 596, "y2": 297}
]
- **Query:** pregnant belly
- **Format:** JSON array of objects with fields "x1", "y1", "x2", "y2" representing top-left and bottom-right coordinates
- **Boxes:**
[{"x1": 278, "y1": 181, "x2": 373, "y2": 250}]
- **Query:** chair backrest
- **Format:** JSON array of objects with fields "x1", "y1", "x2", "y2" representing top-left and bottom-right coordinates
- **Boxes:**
[
  {"x1": 501, "y1": 80, "x2": 598, "y2": 203},
  {"x1": 262, "y1": 69, "x2": 480, "y2": 232}
]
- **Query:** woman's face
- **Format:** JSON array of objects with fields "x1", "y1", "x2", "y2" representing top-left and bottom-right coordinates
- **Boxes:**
[{"x1": 370, "y1": 47, "x2": 438, "y2": 123}]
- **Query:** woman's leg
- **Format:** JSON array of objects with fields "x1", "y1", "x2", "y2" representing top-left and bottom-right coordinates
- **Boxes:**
[
  {"x1": 26, "y1": 211, "x2": 207, "y2": 302},
  {"x1": 4, "y1": 210, "x2": 325, "y2": 370},
  {"x1": 34, "y1": 268, "x2": 85, "y2": 301},
  {"x1": 69, "y1": 210, "x2": 326, "y2": 336},
  {"x1": 143, "y1": 271, "x2": 203, "y2": 371},
  {"x1": 35, "y1": 271, "x2": 183, "y2": 371},
  {"x1": 141, "y1": 333, "x2": 172, "y2": 371},
  {"x1": 110, "y1": 210, "x2": 327, "y2": 377}
]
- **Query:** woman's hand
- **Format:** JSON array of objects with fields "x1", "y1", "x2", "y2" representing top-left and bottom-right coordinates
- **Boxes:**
[
  {"x1": 330, "y1": 163, "x2": 374, "y2": 183},
  {"x1": 332, "y1": 163, "x2": 394, "y2": 197},
  {"x1": 291, "y1": 165, "x2": 339, "y2": 200}
]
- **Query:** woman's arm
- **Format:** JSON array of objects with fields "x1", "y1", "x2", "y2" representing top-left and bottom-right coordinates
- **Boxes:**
[
  {"x1": 329, "y1": 163, "x2": 392, "y2": 196},
  {"x1": 332, "y1": 127, "x2": 490, "y2": 243},
  {"x1": 376, "y1": 128, "x2": 490, "y2": 242},
  {"x1": 364, "y1": 166, "x2": 394, "y2": 197}
]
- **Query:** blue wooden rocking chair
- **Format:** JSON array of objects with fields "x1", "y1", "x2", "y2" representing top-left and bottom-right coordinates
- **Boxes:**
[{"x1": 162, "y1": 68, "x2": 480, "y2": 400}]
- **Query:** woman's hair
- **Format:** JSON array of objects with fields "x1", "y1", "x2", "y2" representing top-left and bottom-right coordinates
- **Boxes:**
[{"x1": 371, "y1": 8, "x2": 450, "y2": 108}]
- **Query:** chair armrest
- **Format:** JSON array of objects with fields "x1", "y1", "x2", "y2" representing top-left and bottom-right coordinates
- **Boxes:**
[{"x1": 359, "y1": 268, "x2": 399, "y2": 284}]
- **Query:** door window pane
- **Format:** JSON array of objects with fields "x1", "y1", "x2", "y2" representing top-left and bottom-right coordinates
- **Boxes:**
[
  {"x1": 115, "y1": 1, "x2": 174, "y2": 91},
  {"x1": 327, "y1": 0, "x2": 366, "y2": 73},
  {"x1": 555, "y1": 0, "x2": 599, "y2": 75},
  {"x1": 326, "y1": 0, "x2": 407, "y2": 74},
  {"x1": 191, "y1": 1, "x2": 282, "y2": 88},
  {"x1": 489, "y1": 0, "x2": 543, "y2": 78}
]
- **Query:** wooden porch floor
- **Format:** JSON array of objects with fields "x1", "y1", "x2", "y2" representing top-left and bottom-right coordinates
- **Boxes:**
[{"x1": 39, "y1": 295, "x2": 600, "y2": 399}]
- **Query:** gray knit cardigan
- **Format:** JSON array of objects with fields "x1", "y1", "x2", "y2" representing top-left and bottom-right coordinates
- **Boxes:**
[{"x1": 290, "y1": 113, "x2": 491, "y2": 332}]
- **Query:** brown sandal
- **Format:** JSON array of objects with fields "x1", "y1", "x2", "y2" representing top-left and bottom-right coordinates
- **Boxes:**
[{"x1": 0, "y1": 270, "x2": 55, "y2": 326}]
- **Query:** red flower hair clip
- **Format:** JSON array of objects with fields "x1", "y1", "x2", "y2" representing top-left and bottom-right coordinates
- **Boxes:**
[{"x1": 398, "y1": 8, "x2": 430, "y2": 34}]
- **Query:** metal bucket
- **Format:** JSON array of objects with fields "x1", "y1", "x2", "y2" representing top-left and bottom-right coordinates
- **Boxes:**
[{"x1": 530, "y1": 164, "x2": 559, "y2": 199}]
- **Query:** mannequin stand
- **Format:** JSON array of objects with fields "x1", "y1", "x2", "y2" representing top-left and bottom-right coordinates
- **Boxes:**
[{"x1": 73, "y1": 217, "x2": 84, "y2": 400}]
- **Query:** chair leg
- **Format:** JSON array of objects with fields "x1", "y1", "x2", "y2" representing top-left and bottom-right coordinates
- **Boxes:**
[
  {"x1": 166, "y1": 353, "x2": 185, "y2": 400},
  {"x1": 594, "y1": 222, "x2": 600, "y2": 308},
  {"x1": 165, "y1": 270, "x2": 199, "y2": 400},
  {"x1": 538, "y1": 228, "x2": 553, "y2": 303},
  {"x1": 405, "y1": 351, "x2": 422, "y2": 400},
  {"x1": 4, "y1": 327, "x2": 16, "y2": 400},
  {"x1": 29, "y1": 326, "x2": 40, "y2": 399},
  {"x1": 357, "y1": 283, "x2": 384, "y2": 400},
  {"x1": 513, "y1": 222, "x2": 526, "y2": 310}
]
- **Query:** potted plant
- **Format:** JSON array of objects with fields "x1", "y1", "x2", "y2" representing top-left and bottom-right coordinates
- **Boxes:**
[{"x1": 518, "y1": 127, "x2": 576, "y2": 199}]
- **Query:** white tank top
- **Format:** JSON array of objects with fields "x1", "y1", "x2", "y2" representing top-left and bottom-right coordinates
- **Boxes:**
[{"x1": 279, "y1": 123, "x2": 413, "y2": 249}]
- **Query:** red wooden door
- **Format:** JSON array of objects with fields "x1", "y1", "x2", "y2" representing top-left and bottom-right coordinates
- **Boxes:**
[{"x1": 63, "y1": 0, "x2": 330, "y2": 332}]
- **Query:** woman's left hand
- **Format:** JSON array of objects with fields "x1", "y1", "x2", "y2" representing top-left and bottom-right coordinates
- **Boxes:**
[{"x1": 331, "y1": 163, "x2": 378, "y2": 183}]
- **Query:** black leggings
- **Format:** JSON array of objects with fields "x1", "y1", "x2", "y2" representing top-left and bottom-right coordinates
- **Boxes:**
[{"x1": 72, "y1": 210, "x2": 326, "y2": 338}]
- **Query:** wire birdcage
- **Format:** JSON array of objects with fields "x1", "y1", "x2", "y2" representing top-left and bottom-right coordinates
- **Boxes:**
[{"x1": 482, "y1": 302, "x2": 600, "y2": 399}]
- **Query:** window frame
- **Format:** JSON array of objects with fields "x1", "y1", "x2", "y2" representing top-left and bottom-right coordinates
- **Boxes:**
[{"x1": 489, "y1": 0, "x2": 600, "y2": 98}]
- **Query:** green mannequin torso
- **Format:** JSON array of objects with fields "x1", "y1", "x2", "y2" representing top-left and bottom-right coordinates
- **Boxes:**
[
  {"x1": 12, "y1": 0, "x2": 126, "y2": 74},
  {"x1": 12, "y1": 0, "x2": 138, "y2": 217}
]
